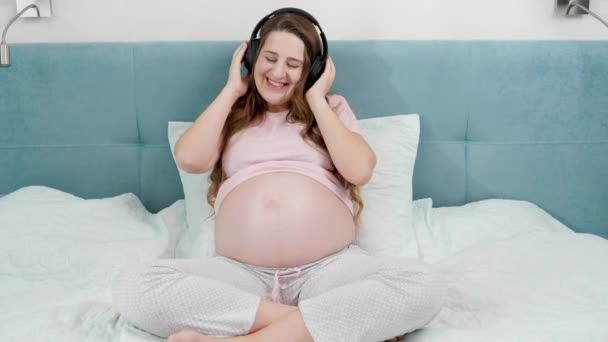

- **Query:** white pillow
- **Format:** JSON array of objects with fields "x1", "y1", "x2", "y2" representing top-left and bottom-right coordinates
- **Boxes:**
[
  {"x1": 411, "y1": 197, "x2": 574, "y2": 263},
  {"x1": 168, "y1": 123, "x2": 216, "y2": 258},
  {"x1": 168, "y1": 113, "x2": 420, "y2": 258}
]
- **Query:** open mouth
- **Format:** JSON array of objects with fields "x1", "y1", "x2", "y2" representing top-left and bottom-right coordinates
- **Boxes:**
[{"x1": 266, "y1": 77, "x2": 288, "y2": 91}]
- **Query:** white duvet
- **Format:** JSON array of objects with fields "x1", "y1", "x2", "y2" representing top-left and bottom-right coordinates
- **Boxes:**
[{"x1": 1, "y1": 186, "x2": 607, "y2": 341}]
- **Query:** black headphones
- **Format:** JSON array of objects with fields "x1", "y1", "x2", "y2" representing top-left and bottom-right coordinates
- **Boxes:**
[{"x1": 242, "y1": 7, "x2": 328, "y2": 91}]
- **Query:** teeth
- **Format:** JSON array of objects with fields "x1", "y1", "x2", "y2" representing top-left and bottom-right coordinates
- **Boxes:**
[{"x1": 268, "y1": 78, "x2": 285, "y2": 87}]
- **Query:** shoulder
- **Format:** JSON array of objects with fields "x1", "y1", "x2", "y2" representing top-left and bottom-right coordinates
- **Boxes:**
[
  {"x1": 325, "y1": 94, "x2": 360, "y2": 133},
  {"x1": 326, "y1": 94, "x2": 355, "y2": 117},
  {"x1": 326, "y1": 93, "x2": 355, "y2": 118},
  {"x1": 326, "y1": 93, "x2": 350, "y2": 110}
]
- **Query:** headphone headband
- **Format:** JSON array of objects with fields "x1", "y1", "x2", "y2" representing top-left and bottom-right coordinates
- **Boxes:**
[{"x1": 249, "y1": 7, "x2": 328, "y2": 61}]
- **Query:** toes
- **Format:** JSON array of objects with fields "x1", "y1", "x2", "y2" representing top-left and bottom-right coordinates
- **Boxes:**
[{"x1": 168, "y1": 330, "x2": 205, "y2": 342}]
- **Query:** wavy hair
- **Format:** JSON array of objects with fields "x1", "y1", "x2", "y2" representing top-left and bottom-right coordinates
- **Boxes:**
[{"x1": 207, "y1": 12, "x2": 364, "y2": 227}]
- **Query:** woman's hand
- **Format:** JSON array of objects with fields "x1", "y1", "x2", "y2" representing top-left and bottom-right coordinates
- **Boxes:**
[
  {"x1": 305, "y1": 56, "x2": 335, "y2": 104},
  {"x1": 224, "y1": 41, "x2": 250, "y2": 98}
]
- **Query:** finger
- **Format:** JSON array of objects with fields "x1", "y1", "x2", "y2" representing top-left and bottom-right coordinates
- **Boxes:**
[
  {"x1": 231, "y1": 42, "x2": 242, "y2": 60},
  {"x1": 323, "y1": 57, "x2": 332, "y2": 76},
  {"x1": 237, "y1": 41, "x2": 248, "y2": 58},
  {"x1": 232, "y1": 41, "x2": 247, "y2": 62},
  {"x1": 317, "y1": 60, "x2": 328, "y2": 80},
  {"x1": 327, "y1": 57, "x2": 335, "y2": 79}
]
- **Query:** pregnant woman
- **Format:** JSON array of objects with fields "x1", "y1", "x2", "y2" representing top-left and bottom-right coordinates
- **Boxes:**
[{"x1": 112, "y1": 8, "x2": 446, "y2": 342}]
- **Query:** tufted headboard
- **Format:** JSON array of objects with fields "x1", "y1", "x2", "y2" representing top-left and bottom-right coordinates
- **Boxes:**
[{"x1": 1, "y1": 41, "x2": 607, "y2": 237}]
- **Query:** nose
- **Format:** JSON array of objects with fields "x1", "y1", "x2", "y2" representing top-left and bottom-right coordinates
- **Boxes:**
[{"x1": 269, "y1": 63, "x2": 287, "y2": 80}]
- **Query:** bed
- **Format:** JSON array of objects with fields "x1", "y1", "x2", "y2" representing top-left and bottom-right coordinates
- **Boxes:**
[{"x1": 1, "y1": 41, "x2": 607, "y2": 341}]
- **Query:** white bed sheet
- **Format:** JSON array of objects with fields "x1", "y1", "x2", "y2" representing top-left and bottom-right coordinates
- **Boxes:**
[
  {"x1": 0, "y1": 186, "x2": 180, "y2": 341},
  {"x1": 1, "y1": 187, "x2": 607, "y2": 341},
  {"x1": 410, "y1": 231, "x2": 608, "y2": 341}
]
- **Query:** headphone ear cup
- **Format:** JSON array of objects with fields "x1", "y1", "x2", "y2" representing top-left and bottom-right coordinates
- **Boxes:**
[
  {"x1": 305, "y1": 57, "x2": 325, "y2": 91},
  {"x1": 243, "y1": 39, "x2": 259, "y2": 71}
]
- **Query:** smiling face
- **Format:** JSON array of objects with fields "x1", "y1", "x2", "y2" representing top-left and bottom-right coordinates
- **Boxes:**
[{"x1": 253, "y1": 31, "x2": 306, "y2": 113}]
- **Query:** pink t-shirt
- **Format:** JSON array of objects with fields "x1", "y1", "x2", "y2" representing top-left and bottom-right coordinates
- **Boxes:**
[{"x1": 215, "y1": 94, "x2": 360, "y2": 214}]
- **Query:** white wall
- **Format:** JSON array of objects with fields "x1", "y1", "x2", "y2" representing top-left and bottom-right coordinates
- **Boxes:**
[{"x1": 2, "y1": 0, "x2": 608, "y2": 42}]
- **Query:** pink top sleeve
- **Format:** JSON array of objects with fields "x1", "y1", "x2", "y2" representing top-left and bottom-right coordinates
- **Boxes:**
[{"x1": 327, "y1": 94, "x2": 361, "y2": 133}]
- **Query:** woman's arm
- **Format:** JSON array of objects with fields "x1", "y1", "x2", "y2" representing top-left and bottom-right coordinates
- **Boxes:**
[
  {"x1": 174, "y1": 42, "x2": 249, "y2": 174},
  {"x1": 174, "y1": 88, "x2": 241, "y2": 173},
  {"x1": 306, "y1": 57, "x2": 376, "y2": 185}
]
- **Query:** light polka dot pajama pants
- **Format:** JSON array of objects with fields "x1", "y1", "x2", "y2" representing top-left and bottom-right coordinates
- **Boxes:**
[{"x1": 111, "y1": 245, "x2": 446, "y2": 342}]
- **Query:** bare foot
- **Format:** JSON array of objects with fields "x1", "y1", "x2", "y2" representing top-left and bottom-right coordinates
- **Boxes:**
[
  {"x1": 249, "y1": 299, "x2": 298, "y2": 334},
  {"x1": 167, "y1": 330, "x2": 219, "y2": 342},
  {"x1": 384, "y1": 336, "x2": 403, "y2": 342}
]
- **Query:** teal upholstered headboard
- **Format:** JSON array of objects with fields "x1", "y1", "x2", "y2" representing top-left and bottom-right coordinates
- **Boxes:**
[{"x1": 1, "y1": 41, "x2": 607, "y2": 237}]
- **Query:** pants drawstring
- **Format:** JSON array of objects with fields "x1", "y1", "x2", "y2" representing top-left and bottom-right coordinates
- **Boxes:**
[{"x1": 271, "y1": 267, "x2": 301, "y2": 303}]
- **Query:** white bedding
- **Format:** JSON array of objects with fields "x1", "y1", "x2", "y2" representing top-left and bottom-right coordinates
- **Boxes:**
[
  {"x1": 410, "y1": 232, "x2": 608, "y2": 341},
  {"x1": 0, "y1": 186, "x2": 180, "y2": 341},
  {"x1": 1, "y1": 186, "x2": 607, "y2": 341}
]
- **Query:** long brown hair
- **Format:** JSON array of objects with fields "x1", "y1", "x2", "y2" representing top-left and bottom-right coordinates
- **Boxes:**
[{"x1": 207, "y1": 12, "x2": 364, "y2": 227}]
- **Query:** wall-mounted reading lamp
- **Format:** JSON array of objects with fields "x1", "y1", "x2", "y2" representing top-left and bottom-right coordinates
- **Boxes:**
[
  {"x1": 1, "y1": 1, "x2": 52, "y2": 67},
  {"x1": 558, "y1": 0, "x2": 608, "y2": 29}
]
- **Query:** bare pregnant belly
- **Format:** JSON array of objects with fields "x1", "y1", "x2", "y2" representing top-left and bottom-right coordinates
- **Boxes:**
[{"x1": 214, "y1": 173, "x2": 356, "y2": 268}]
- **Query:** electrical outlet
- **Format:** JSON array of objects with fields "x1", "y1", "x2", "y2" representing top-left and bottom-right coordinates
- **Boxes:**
[{"x1": 16, "y1": 0, "x2": 52, "y2": 18}]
